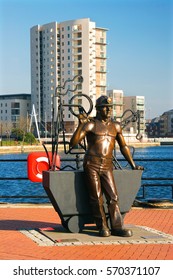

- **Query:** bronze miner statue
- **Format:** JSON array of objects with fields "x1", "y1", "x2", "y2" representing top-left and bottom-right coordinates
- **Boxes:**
[{"x1": 70, "y1": 95, "x2": 143, "y2": 237}]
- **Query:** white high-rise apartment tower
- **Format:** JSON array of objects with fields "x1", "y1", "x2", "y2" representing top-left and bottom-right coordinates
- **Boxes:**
[
  {"x1": 30, "y1": 18, "x2": 107, "y2": 133},
  {"x1": 123, "y1": 96, "x2": 145, "y2": 136}
]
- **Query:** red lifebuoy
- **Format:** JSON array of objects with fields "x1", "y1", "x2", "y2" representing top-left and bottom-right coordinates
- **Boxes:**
[{"x1": 27, "y1": 152, "x2": 60, "y2": 182}]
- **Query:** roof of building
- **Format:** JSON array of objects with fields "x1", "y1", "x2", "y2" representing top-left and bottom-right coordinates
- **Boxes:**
[
  {"x1": 162, "y1": 109, "x2": 173, "y2": 115},
  {"x1": 0, "y1": 93, "x2": 31, "y2": 100}
]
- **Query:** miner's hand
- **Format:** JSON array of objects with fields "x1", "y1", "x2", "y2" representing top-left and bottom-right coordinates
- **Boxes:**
[
  {"x1": 133, "y1": 165, "x2": 144, "y2": 170},
  {"x1": 77, "y1": 113, "x2": 90, "y2": 124}
]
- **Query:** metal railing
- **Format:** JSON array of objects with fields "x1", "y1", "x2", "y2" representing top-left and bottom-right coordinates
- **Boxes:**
[
  {"x1": 0, "y1": 158, "x2": 173, "y2": 202},
  {"x1": 138, "y1": 178, "x2": 173, "y2": 200},
  {"x1": 121, "y1": 158, "x2": 173, "y2": 200}
]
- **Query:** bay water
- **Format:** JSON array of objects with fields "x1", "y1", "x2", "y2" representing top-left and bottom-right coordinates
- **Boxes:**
[{"x1": 0, "y1": 145, "x2": 172, "y2": 204}]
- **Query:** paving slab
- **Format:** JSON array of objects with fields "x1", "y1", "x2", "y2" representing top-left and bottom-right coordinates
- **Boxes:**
[{"x1": 20, "y1": 223, "x2": 173, "y2": 247}]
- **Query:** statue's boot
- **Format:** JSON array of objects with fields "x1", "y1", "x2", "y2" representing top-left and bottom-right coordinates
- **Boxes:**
[
  {"x1": 108, "y1": 200, "x2": 133, "y2": 237},
  {"x1": 94, "y1": 217, "x2": 111, "y2": 237},
  {"x1": 91, "y1": 200, "x2": 110, "y2": 237},
  {"x1": 111, "y1": 228, "x2": 133, "y2": 237}
]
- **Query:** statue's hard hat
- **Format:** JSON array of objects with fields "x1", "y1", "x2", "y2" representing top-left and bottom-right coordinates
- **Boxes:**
[{"x1": 95, "y1": 95, "x2": 113, "y2": 108}]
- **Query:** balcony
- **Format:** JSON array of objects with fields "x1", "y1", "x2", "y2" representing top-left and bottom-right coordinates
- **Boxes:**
[{"x1": 96, "y1": 68, "x2": 107, "y2": 73}]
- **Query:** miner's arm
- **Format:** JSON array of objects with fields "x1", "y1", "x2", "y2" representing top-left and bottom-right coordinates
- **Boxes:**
[
  {"x1": 70, "y1": 123, "x2": 87, "y2": 148},
  {"x1": 115, "y1": 123, "x2": 143, "y2": 170},
  {"x1": 69, "y1": 114, "x2": 92, "y2": 149}
]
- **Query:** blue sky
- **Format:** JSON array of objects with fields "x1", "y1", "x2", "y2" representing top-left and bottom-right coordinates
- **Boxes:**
[{"x1": 0, "y1": 0, "x2": 172, "y2": 119}]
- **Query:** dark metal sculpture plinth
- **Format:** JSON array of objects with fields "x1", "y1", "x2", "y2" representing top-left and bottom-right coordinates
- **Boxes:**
[{"x1": 43, "y1": 169, "x2": 142, "y2": 233}]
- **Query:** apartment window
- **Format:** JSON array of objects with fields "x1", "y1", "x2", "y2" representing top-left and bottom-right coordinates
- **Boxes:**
[
  {"x1": 78, "y1": 70, "x2": 82, "y2": 75},
  {"x1": 67, "y1": 26, "x2": 70, "y2": 31},
  {"x1": 77, "y1": 32, "x2": 82, "y2": 38},
  {"x1": 73, "y1": 24, "x2": 81, "y2": 31},
  {"x1": 68, "y1": 34, "x2": 70, "y2": 38},
  {"x1": 11, "y1": 116, "x2": 16, "y2": 121},
  {"x1": 11, "y1": 102, "x2": 20, "y2": 108},
  {"x1": 77, "y1": 40, "x2": 82, "y2": 45},
  {"x1": 101, "y1": 87, "x2": 105, "y2": 94},
  {"x1": 11, "y1": 109, "x2": 20, "y2": 115},
  {"x1": 77, "y1": 48, "x2": 82, "y2": 53}
]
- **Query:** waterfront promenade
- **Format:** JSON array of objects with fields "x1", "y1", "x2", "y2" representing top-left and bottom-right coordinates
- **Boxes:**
[
  {"x1": 0, "y1": 204, "x2": 172, "y2": 260},
  {"x1": 0, "y1": 141, "x2": 160, "y2": 154}
]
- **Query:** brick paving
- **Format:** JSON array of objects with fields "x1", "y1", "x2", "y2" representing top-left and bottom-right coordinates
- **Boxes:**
[{"x1": 0, "y1": 205, "x2": 172, "y2": 260}]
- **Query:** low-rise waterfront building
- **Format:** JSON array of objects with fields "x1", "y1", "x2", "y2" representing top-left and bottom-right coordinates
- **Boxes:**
[
  {"x1": 145, "y1": 117, "x2": 161, "y2": 138},
  {"x1": 123, "y1": 95, "x2": 145, "y2": 136},
  {"x1": 160, "y1": 109, "x2": 173, "y2": 137},
  {"x1": 107, "y1": 89, "x2": 124, "y2": 121},
  {"x1": 146, "y1": 109, "x2": 173, "y2": 138},
  {"x1": 0, "y1": 93, "x2": 31, "y2": 135}
]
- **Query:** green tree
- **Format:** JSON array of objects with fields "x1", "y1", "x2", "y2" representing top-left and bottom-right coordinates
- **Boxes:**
[
  {"x1": 24, "y1": 132, "x2": 36, "y2": 144},
  {"x1": 11, "y1": 128, "x2": 24, "y2": 141}
]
